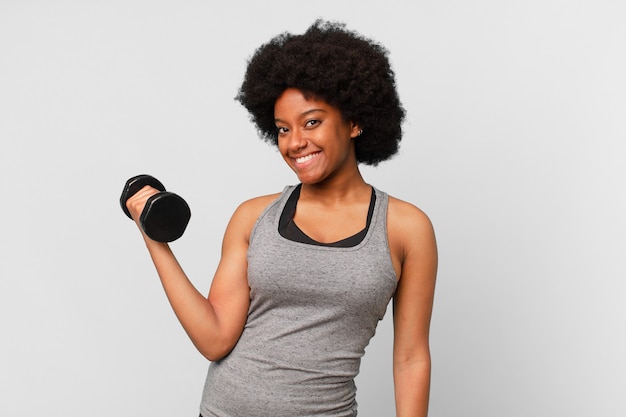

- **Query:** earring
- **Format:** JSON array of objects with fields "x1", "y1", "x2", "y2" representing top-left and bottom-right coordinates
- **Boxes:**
[{"x1": 358, "y1": 129, "x2": 363, "y2": 136}]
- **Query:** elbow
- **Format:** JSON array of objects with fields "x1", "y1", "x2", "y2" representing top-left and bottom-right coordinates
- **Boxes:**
[
  {"x1": 394, "y1": 346, "x2": 431, "y2": 372},
  {"x1": 190, "y1": 306, "x2": 245, "y2": 361},
  {"x1": 197, "y1": 338, "x2": 236, "y2": 362},
  {"x1": 201, "y1": 349, "x2": 229, "y2": 362},
  {"x1": 201, "y1": 352, "x2": 225, "y2": 362},
  {"x1": 393, "y1": 355, "x2": 431, "y2": 388},
  {"x1": 394, "y1": 356, "x2": 431, "y2": 373}
]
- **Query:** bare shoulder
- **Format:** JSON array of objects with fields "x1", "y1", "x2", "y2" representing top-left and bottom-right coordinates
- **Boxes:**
[
  {"x1": 226, "y1": 192, "x2": 282, "y2": 240},
  {"x1": 386, "y1": 196, "x2": 437, "y2": 273},
  {"x1": 235, "y1": 193, "x2": 282, "y2": 217},
  {"x1": 387, "y1": 196, "x2": 435, "y2": 238}
]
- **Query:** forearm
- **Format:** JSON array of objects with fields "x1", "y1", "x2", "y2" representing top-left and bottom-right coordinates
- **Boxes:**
[
  {"x1": 143, "y1": 238, "x2": 224, "y2": 359},
  {"x1": 394, "y1": 357, "x2": 431, "y2": 417}
]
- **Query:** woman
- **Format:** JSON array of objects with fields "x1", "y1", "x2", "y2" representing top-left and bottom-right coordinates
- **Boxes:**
[{"x1": 126, "y1": 20, "x2": 437, "y2": 417}]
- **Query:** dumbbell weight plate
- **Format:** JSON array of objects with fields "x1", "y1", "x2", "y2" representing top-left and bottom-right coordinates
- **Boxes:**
[{"x1": 140, "y1": 192, "x2": 191, "y2": 242}]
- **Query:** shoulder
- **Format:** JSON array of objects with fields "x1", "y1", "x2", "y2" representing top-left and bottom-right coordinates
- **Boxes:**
[
  {"x1": 225, "y1": 192, "x2": 282, "y2": 241},
  {"x1": 231, "y1": 192, "x2": 282, "y2": 224},
  {"x1": 386, "y1": 195, "x2": 437, "y2": 268},
  {"x1": 387, "y1": 195, "x2": 435, "y2": 238},
  {"x1": 236, "y1": 192, "x2": 282, "y2": 215}
]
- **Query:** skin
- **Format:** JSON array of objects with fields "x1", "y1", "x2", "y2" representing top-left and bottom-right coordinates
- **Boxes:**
[{"x1": 126, "y1": 88, "x2": 437, "y2": 416}]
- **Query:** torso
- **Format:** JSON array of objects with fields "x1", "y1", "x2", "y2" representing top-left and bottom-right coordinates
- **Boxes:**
[{"x1": 200, "y1": 184, "x2": 398, "y2": 416}]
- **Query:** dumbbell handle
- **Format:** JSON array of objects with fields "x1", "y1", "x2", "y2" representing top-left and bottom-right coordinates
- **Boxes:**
[{"x1": 120, "y1": 175, "x2": 166, "y2": 220}]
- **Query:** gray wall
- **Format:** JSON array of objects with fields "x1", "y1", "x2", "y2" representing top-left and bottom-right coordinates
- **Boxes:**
[{"x1": 1, "y1": 1, "x2": 624, "y2": 416}]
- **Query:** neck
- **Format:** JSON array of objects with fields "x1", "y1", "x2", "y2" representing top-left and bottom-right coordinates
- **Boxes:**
[{"x1": 300, "y1": 169, "x2": 370, "y2": 205}]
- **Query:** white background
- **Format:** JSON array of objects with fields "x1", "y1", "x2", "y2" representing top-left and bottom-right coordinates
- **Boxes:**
[{"x1": 1, "y1": 1, "x2": 625, "y2": 416}]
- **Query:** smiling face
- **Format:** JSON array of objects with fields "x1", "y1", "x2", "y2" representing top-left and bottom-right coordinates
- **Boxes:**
[{"x1": 274, "y1": 88, "x2": 361, "y2": 186}]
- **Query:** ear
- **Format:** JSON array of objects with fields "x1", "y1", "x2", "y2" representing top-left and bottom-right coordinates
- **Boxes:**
[{"x1": 349, "y1": 122, "x2": 363, "y2": 139}]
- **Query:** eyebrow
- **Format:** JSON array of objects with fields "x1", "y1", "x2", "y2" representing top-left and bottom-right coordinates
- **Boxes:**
[{"x1": 275, "y1": 108, "x2": 327, "y2": 123}]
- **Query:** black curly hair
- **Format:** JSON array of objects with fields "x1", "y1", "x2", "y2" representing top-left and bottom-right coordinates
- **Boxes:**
[{"x1": 236, "y1": 20, "x2": 405, "y2": 165}]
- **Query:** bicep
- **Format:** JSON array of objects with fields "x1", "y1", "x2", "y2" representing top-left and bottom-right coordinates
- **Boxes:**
[
  {"x1": 205, "y1": 195, "x2": 278, "y2": 353},
  {"x1": 205, "y1": 205, "x2": 255, "y2": 351}
]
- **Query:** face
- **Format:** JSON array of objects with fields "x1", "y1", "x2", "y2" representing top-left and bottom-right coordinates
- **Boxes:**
[{"x1": 274, "y1": 88, "x2": 361, "y2": 185}]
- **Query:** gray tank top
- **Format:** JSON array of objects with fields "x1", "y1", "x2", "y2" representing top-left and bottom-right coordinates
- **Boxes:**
[{"x1": 200, "y1": 185, "x2": 397, "y2": 417}]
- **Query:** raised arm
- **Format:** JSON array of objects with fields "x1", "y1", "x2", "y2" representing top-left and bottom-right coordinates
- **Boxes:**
[
  {"x1": 126, "y1": 185, "x2": 276, "y2": 361},
  {"x1": 387, "y1": 197, "x2": 438, "y2": 417}
]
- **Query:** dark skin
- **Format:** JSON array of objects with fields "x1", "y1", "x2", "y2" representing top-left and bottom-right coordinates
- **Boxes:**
[
  {"x1": 126, "y1": 88, "x2": 437, "y2": 417},
  {"x1": 274, "y1": 88, "x2": 369, "y2": 243}
]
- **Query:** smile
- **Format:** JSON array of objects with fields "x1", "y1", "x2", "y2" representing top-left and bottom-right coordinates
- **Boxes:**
[{"x1": 294, "y1": 152, "x2": 321, "y2": 164}]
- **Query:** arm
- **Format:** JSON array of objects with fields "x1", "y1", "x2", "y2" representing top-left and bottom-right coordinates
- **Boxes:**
[
  {"x1": 388, "y1": 198, "x2": 438, "y2": 417},
  {"x1": 126, "y1": 186, "x2": 274, "y2": 361}
]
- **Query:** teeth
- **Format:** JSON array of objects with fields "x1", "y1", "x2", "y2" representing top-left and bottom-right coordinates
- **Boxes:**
[{"x1": 295, "y1": 152, "x2": 319, "y2": 164}]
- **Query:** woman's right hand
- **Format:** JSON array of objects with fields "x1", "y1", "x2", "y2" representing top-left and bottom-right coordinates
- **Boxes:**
[{"x1": 125, "y1": 185, "x2": 161, "y2": 236}]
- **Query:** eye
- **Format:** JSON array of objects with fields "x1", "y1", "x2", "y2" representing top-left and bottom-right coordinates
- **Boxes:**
[
  {"x1": 305, "y1": 119, "x2": 320, "y2": 128},
  {"x1": 276, "y1": 126, "x2": 289, "y2": 135}
]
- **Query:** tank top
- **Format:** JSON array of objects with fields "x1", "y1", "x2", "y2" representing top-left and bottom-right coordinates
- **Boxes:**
[{"x1": 199, "y1": 185, "x2": 397, "y2": 417}]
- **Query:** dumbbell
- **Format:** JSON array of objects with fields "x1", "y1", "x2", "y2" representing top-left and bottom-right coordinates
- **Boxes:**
[{"x1": 120, "y1": 175, "x2": 191, "y2": 242}]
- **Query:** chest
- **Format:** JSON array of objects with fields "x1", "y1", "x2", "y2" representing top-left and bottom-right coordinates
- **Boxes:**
[
  {"x1": 247, "y1": 200, "x2": 397, "y2": 319},
  {"x1": 292, "y1": 204, "x2": 368, "y2": 244}
]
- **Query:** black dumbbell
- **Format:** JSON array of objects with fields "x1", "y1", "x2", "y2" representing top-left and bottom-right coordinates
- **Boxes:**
[{"x1": 120, "y1": 175, "x2": 191, "y2": 242}]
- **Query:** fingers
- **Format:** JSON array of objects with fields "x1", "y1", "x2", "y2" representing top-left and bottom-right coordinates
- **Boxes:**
[{"x1": 125, "y1": 185, "x2": 161, "y2": 222}]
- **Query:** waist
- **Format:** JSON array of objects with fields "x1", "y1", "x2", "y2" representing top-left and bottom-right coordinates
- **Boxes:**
[{"x1": 200, "y1": 357, "x2": 358, "y2": 417}]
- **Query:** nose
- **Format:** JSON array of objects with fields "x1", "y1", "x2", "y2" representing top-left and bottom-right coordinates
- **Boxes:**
[{"x1": 286, "y1": 128, "x2": 307, "y2": 153}]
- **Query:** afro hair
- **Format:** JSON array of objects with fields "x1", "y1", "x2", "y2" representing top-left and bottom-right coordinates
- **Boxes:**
[{"x1": 236, "y1": 20, "x2": 405, "y2": 165}]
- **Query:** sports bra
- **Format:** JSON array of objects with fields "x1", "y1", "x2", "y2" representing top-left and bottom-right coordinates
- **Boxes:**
[{"x1": 278, "y1": 183, "x2": 376, "y2": 248}]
